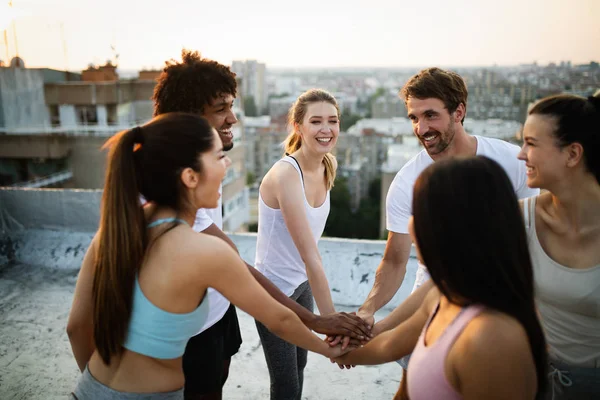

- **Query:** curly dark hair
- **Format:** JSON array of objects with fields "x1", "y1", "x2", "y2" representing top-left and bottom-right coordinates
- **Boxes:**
[{"x1": 152, "y1": 49, "x2": 237, "y2": 117}]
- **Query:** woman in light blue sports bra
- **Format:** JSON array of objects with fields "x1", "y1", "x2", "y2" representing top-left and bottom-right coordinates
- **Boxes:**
[{"x1": 66, "y1": 113, "x2": 350, "y2": 400}]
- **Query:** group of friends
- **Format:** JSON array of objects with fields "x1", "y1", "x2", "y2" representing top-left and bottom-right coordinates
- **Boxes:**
[{"x1": 66, "y1": 50, "x2": 600, "y2": 400}]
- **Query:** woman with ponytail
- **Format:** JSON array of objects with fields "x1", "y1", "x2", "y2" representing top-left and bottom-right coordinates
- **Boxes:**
[
  {"x1": 254, "y1": 89, "x2": 347, "y2": 399},
  {"x1": 335, "y1": 156, "x2": 548, "y2": 400},
  {"x1": 517, "y1": 92, "x2": 600, "y2": 399},
  {"x1": 66, "y1": 113, "x2": 351, "y2": 400}
]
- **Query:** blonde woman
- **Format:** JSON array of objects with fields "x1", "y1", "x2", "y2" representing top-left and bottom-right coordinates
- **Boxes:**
[{"x1": 254, "y1": 89, "x2": 343, "y2": 400}]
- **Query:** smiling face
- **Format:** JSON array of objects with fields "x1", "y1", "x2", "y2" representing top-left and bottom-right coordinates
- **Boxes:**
[
  {"x1": 407, "y1": 97, "x2": 463, "y2": 158},
  {"x1": 518, "y1": 114, "x2": 570, "y2": 189},
  {"x1": 296, "y1": 101, "x2": 340, "y2": 155},
  {"x1": 180, "y1": 128, "x2": 231, "y2": 210},
  {"x1": 202, "y1": 93, "x2": 238, "y2": 151}
]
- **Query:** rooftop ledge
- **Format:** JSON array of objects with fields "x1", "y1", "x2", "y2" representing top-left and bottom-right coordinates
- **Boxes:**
[{"x1": 0, "y1": 188, "x2": 415, "y2": 399}]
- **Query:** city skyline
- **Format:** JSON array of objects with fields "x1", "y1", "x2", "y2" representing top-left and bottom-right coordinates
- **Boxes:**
[{"x1": 1, "y1": 0, "x2": 599, "y2": 71}]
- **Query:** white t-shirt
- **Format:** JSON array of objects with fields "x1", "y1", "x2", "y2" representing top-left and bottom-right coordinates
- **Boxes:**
[
  {"x1": 191, "y1": 185, "x2": 230, "y2": 335},
  {"x1": 386, "y1": 135, "x2": 540, "y2": 291}
]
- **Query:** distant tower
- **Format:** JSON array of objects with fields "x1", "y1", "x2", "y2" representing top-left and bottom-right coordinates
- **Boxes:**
[{"x1": 9, "y1": 56, "x2": 25, "y2": 68}]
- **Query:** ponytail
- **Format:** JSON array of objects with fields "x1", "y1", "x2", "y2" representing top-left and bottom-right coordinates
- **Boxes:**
[
  {"x1": 323, "y1": 153, "x2": 336, "y2": 190},
  {"x1": 93, "y1": 127, "x2": 147, "y2": 365}
]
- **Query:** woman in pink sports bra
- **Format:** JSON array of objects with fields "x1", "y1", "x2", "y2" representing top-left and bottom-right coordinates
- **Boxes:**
[{"x1": 335, "y1": 156, "x2": 548, "y2": 399}]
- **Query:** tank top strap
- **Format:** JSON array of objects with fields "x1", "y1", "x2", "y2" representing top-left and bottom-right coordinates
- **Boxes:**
[
  {"x1": 281, "y1": 155, "x2": 305, "y2": 188},
  {"x1": 436, "y1": 304, "x2": 486, "y2": 348},
  {"x1": 522, "y1": 196, "x2": 537, "y2": 232}
]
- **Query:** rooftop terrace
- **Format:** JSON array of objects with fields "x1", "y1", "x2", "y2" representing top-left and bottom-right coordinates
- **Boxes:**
[{"x1": 0, "y1": 188, "x2": 420, "y2": 400}]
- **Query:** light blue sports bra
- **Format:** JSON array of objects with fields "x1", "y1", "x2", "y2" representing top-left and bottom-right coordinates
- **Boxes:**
[{"x1": 122, "y1": 217, "x2": 210, "y2": 359}]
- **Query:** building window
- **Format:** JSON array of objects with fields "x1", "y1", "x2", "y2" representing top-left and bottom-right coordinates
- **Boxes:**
[
  {"x1": 75, "y1": 106, "x2": 98, "y2": 126},
  {"x1": 107, "y1": 104, "x2": 118, "y2": 125},
  {"x1": 49, "y1": 105, "x2": 60, "y2": 127}
]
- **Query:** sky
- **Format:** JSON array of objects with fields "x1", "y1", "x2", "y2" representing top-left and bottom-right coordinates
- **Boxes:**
[{"x1": 1, "y1": 0, "x2": 599, "y2": 71}]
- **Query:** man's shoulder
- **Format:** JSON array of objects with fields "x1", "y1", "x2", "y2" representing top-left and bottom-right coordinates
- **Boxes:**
[
  {"x1": 475, "y1": 136, "x2": 523, "y2": 168},
  {"x1": 387, "y1": 150, "x2": 430, "y2": 203},
  {"x1": 476, "y1": 135, "x2": 521, "y2": 156},
  {"x1": 395, "y1": 149, "x2": 432, "y2": 183}
]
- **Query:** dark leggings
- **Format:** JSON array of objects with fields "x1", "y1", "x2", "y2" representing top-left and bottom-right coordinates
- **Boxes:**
[{"x1": 255, "y1": 281, "x2": 314, "y2": 400}]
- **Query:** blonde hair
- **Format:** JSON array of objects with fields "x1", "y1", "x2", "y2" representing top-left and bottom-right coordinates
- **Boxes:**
[{"x1": 284, "y1": 88, "x2": 339, "y2": 190}]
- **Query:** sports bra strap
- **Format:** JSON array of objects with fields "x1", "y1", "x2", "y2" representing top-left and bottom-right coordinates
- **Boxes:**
[
  {"x1": 285, "y1": 154, "x2": 305, "y2": 187},
  {"x1": 147, "y1": 218, "x2": 188, "y2": 229}
]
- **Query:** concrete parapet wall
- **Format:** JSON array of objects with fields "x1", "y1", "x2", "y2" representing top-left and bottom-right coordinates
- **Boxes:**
[{"x1": 0, "y1": 188, "x2": 417, "y2": 309}]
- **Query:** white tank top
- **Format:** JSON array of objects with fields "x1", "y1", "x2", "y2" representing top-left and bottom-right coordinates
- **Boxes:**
[
  {"x1": 255, "y1": 156, "x2": 330, "y2": 296},
  {"x1": 524, "y1": 196, "x2": 600, "y2": 367}
]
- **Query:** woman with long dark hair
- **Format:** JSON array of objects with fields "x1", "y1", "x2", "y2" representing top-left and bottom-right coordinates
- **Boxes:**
[
  {"x1": 66, "y1": 113, "x2": 350, "y2": 399},
  {"x1": 335, "y1": 156, "x2": 547, "y2": 399},
  {"x1": 518, "y1": 92, "x2": 600, "y2": 399}
]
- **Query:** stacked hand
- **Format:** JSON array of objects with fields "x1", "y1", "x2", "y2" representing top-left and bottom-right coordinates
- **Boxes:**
[
  {"x1": 307, "y1": 311, "x2": 372, "y2": 344},
  {"x1": 324, "y1": 311, "x2": 375, "y2": 369}
]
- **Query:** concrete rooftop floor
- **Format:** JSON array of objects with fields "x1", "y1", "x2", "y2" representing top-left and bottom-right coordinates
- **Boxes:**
[{"x1": 0, "y1": 262, "x2": 401, "y2": 400}]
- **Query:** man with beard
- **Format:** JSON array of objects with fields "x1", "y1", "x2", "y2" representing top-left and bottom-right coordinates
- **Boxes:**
[
  {"x1": 152, "y1": 50, "x2": 370, "y2": 400},
  {"x1": 354, "y1": 67, "x2": 538, "y2": 398}
]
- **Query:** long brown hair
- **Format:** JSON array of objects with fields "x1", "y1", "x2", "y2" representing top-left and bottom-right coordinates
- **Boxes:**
[
  {"x1": 93, "y1": 113, "x2": 215, "y2": 364},
  {"x1": 284, "y1": 88, "x2": 339, "y2": 190},
  {"x1": 413, "y1": 156, "x2": 547, "y2": 397}
]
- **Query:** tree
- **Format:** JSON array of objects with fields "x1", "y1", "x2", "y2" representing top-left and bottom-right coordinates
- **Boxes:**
[
  {"x1": 244, "y1": 96, "x2": 258, "y2": 117},
  {"x1": 324, "y1": 177, "x2": 382, "y2": 240},
  {"x1": 340, "y1": 110, "x2": 361, "y2": 132},
  {"x1": 323, "y1": 177, "x2": 355, "y2": 238},
  {"x1": 246, "y1": 171, "x2": 256, "y2": 186}
]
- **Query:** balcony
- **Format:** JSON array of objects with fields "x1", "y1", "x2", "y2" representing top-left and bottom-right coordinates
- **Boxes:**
[{"x1": 0, "y1": 188, "x2": 419, "y2": 399}]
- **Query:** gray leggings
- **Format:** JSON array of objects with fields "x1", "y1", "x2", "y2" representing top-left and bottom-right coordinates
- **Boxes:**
[
  {"x1": 255, "y1": 281, "x2": 314, "y2": 400},
  {"x1": 70, "y1": 366, "x2": 184, "y2": 400}
]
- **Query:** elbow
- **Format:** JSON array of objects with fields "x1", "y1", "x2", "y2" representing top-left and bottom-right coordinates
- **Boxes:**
[
  {"x1": 265, "y1": 309, "x2": 298, "y2": 338},
  {"x1": 66, "y1": 321, "x2": 77, "y2": 338},
  {"x1": 66, "y1": 320, "x2": 88, "y2": 342}
]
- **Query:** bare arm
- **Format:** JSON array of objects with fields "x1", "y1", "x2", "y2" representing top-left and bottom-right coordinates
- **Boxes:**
[
  {"x1": 66, "y1": 234, "x2": 98, "y2": 372},
  {"x1": 196, "y1": 236, "x2": 346, "y2": 359},
  {"x1": 358, "y1": 231, "x2": 412, "y2": 324},
  {"x1": 373, "y1": 279, "x2": 435, "y2": 334},
  {"x1": 272, "y1": 166, "x2": 335, "y2": 315},
  {"x1": 456, "y1": 317, "x2": 537, "y2": 400},
  {"x1": 201, "y1": 223, "x2": 370, "y2": 339},
  {"x1": 336, "y1": 287, "x2": 439, "y2": 366}
]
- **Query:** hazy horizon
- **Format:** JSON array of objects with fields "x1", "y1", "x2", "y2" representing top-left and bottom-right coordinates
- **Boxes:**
[{"x1": 1, "y1": 0, "x2": 599, "y2": 71}]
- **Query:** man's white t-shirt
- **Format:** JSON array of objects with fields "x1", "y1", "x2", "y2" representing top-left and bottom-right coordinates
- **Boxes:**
[
  {"x1": 386, "y1": 135, "x2": 540, "y2": 291},
  {"x1": 192, "y1": 185, "x2": 231, "y2": 335}
]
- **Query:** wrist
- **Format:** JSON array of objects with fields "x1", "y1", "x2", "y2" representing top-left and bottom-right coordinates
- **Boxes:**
[
  {"x1": 358, "y1": 305, "x2": 374, "y2": 316},
  {"x1": 303, "y1": 312, "x2": 319, "y2": 328}
]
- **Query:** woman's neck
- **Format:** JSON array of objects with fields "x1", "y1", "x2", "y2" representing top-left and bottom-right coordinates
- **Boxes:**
[
  {"x1": 292, "y1": 147, "x2": 325, "y2": 173},
  {"x1": 146, "y1": 204, "x2": 196, "y2": 227},
  {"x1": 546, "y1": 174, "x2": 600, "y2": 230}
]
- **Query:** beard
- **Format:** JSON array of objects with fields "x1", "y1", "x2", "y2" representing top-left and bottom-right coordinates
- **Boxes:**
[{"x1": 420, "y1": 120, "x2": 455, "y2": 156}]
